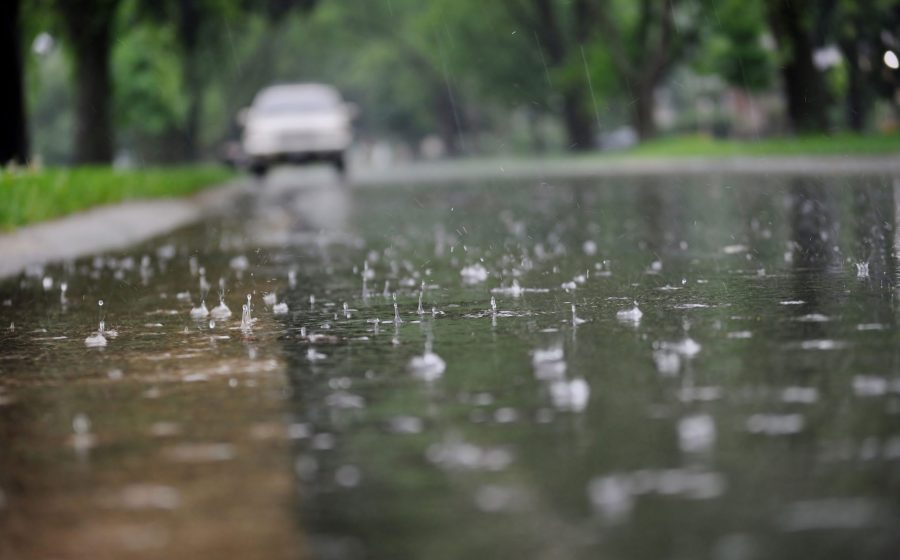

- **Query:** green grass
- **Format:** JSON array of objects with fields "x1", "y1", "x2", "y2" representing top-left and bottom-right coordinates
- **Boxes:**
[
  {"x1": 0, "y1": 166, "x2": 233, "y2": 230},
  {"x1": 620, "y1": 132, "x2": 900, "y2": 158}
]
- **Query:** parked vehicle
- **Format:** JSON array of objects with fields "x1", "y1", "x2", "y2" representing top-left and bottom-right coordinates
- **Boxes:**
[{"x1": 239, "y1": 83, "x2": 355, "y2": 177}]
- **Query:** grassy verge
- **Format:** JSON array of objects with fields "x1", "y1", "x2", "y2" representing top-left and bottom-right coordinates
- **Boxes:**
[
  {"x1": 620, "y1": 132, "x2": 900, "y2": 158},
  {"x1": 0, "y1": 166, "x2": 233, "y2": 230}
]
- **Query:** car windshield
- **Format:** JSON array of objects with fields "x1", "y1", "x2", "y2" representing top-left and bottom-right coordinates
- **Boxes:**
[{"x1": 254, "y1": 89, "x2": 339, "y2": 114}]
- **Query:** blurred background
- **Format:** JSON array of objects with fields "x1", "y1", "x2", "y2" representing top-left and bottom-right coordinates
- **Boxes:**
[{"x1": 2, "y1": 0, "x2": 900, "y2": 168}]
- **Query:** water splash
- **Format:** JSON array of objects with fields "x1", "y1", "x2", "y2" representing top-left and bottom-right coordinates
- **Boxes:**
[
  {"x1": 408, "y1": 336, "x2": 446, "y2": 381},
  {"x1": 272, "y1": 302, "x2": 289, "y2": 315},
  {"x1": 662, "y1": 337, "x2": 702, "y2": 358},
  {"x1": 460, "y1": 263, "x2": 489, "y2": 284},
  {"x1": 263, "y1": 292, "x2": 277, "y2": 306},
  {"x1": 241, "y1": 294, "x2": 253, "y2": 331},
  {"x1": 571, "y1": 304, "x2": 587, "y2": 326},
  {"x1": 60, "y1": 282, "x2": 68, "y2": 305},
  {"x1": 190, "y1": 300, "x2": 209, "y2": 319},
  {"x1": 69, "y1": 412, "x2": 97, "y2": 453},
  {"x1": 532, "y1": 344, "x2": 566, "y2": 380},
  {"x1": 490, "y1": 296, "x2": 497, "y2": 315},
  {"x1": 190, "y1": 271, "x2": 210, "y2": 319},
  {"x1": 417, "y1": 282, "x2": 425, "y2": 315},
  {"x1": 549, "y1": 377, "x2": 590, "y2": 412},
  {"x1": 856, "y1": 262, "x2": 870, "y2": 278},
  {"x1": 491, "y1": 279, "x2": 549, "y2": 297},
  {"x1": 393, "y1": 293, "x2": 403, "y2": 325},
  {"x1": 616, "y1": 301, "x2": 643, "y2": 324},
  {"x1": 211, "y1": 278, "x2": 232, "y2": 320},
  {"x1": 84, "y1": 299, "x2": 108, "y2": 347}
]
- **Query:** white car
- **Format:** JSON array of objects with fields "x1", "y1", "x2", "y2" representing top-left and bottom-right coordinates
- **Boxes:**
[{"x1": 240, "y1": 83, "x2": 355, "y2": 176}]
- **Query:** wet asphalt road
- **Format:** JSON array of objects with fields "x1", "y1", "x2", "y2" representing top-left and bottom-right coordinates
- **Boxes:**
[{"x1": 2, "y1": 165, "x2": 900, "y2": 559}]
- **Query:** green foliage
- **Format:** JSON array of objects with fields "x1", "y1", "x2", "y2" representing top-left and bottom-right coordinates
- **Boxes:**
[
  {"x1": 696, "y1": 0, "x2": 773, "y2": 91},
  {"x1": 113, "y1": 24, "x2": 187, "y2": 136},
  {"x1": 0, "y1": 166, "x2": 232, "y2": 229},
  {"x1": 19, "y1": 0, "x2": 900, "y2": 162}
]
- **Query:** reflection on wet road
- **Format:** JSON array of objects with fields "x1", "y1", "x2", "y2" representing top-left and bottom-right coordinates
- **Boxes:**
[{"x1": 2, "y1": 168, "x2": 900, "y2": 559}]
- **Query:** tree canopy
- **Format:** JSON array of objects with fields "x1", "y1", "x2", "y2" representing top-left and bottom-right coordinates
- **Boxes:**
[{"x1": 4, "y1": 0, "x2": 898, "y2": 165}]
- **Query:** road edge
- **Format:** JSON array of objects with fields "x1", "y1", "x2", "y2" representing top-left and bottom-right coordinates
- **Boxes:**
[
  {"x1": 0, "y1": 178, "x2": 250, "y2": 279},
  {"x1": 352, "y1": 155, "x2": 900, "y2": 186}
]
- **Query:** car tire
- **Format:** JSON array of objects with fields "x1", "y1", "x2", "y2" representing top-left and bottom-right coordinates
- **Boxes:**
[
  {"x1": 250, "y1": 162, "x2": 268, "y2": 178},
  {"x1": 332, "y1": 153, "x2": 346, "y2": 175}
]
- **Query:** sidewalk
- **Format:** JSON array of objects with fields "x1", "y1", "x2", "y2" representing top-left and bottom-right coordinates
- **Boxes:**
[{"x1": 0, "y1": 179, "x2": 248, "y2": 279}]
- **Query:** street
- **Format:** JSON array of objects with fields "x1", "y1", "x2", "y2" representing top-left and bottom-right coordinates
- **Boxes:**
[{"x1": 2, "y1": 167, "x2": 900, "y2": 559}]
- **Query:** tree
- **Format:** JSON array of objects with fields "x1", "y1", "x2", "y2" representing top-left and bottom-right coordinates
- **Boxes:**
[
  {"x1": 823, "y1": 0, "x2": 900, "y2": 131},
  {"x1": 700, "y1": 0, "x2": 774, "y2": 93},
  {"x1": 0, "y1": 0, "x2": 29, "y2": 165},
  {"x1": 490, "y1": 0, "x2": 599, "y2": 150},
  {"x1": 304, "y1": 0, "x2": 472, "y2": 154},
  {"x1": 597, "y1": 0, "x2": 704, "y2": 140},
  {"x1": 764, "y1": 0, "x2": 829, "y2": 134},
  {"x1": 135, "y1": 0, "x2": 318, "y2": 160},
  {"x1": 55, "y1": 0, "x2": 120, "y2": 164}
]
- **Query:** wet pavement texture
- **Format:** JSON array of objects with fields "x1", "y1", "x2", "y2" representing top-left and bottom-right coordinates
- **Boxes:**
[{"x1": 2, "y1": 168, "x2": 900, "y2": 559}]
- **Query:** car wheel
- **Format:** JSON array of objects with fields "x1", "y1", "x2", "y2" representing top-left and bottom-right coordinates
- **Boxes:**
[
  {"x1": 332, "y1": 153, "x2": 346, "y2": 175},
  {"x1": 250, "y1": 162, "x2": 268, "y2": 178}
]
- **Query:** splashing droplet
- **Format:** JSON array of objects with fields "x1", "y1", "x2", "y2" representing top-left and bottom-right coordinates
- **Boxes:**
[
  {"x1": 241, "y1": 298, "x2": 253, "y2": 331},
  {"x1": 572, "y1": 304, "x2": 587, "y2": 326}
]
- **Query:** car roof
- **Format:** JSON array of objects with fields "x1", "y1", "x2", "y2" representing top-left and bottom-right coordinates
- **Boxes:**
[{"x1": 253, "y1": 83, "x2": 342, "y2": 106}]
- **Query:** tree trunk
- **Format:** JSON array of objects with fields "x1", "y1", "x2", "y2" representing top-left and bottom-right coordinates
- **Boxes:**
[
  {"x1": 562, "y1": 90, "x2": 593, "y2": 151},
  {"x1": 843, "y1": 45, "x2": 867, "y2": 132},
  {"x1": 765, "y1": 0, "x2": 829, "y2": 134},
  {"x1": 632, "y1": 84, "x2": 657, "y2": 141},
  {"x1": 434, "y1": 82, "x2": 464, "y2": 156},
  {"x1": 178, "y1": 0, "x2": 202, "y2": 161},
  {"x1": 61, "y1": 0, "x2": 118, "y2": 164},
  {"x1": 839, "y1": 29, "x2": 869, "y2": 132},
  {"x1": 0, "y1": 0, "x2": 29, "y2": 165}
]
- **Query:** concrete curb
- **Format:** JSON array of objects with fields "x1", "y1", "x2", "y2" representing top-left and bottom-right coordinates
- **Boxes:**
[{"x1": 0, "y1": 179, "x2": 249, "y2": 279}]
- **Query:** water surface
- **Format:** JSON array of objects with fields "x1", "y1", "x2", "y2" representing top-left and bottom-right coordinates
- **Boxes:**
[{"x1": 2, "y1": 170, "x2": 899, "y2": 559}]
